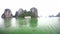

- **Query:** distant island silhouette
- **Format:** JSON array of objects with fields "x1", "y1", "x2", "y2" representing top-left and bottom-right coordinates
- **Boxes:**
[{"x1": 49, "y1": 12, "x2": 60, "y2": 17}]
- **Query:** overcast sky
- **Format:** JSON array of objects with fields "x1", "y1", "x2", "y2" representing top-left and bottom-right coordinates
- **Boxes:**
[{"x1": 0, "y1": 0, "x2": 60, "y2": 17}]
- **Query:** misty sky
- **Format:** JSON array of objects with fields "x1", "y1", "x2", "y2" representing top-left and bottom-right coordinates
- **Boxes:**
[{"x1": 0, "y1": 0, "x2": 60, "y2": 17}]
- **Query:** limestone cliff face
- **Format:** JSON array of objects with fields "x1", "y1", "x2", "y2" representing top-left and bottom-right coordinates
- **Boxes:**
[
  {"x1": 56, "y1": 12, "x2": 60, "y2": 17},
  {"x1": 1, "y1": 9, "x2": 13, "y2": 18},
  {"x1": 30, "y1": 7, "x2": 38, "y2": 17},
  {"x1": 15, "y1": 8, "x2": 24, "y2": 18},
  {"x1": 15, "y1": 7, "x2": 38, "y2": 18}
]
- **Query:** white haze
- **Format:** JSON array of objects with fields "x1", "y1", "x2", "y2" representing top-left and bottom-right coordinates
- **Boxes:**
[{"x1": 0, "y1": 0, "x2": 60, "y2": 17}]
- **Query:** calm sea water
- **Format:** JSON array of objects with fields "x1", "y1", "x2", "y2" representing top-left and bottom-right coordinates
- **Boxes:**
[{"x1": 0, "y1": 17, "x2": 60, "y2": 34}]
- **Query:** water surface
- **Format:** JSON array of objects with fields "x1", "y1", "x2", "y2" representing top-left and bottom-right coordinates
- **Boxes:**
[{"x1": 0, "y1": 17, "x2": 60, "y2": 34}]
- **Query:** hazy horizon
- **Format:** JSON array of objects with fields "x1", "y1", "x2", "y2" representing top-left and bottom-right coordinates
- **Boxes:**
[{"x1": 0, "y1": 0, "x2": 60, "y2": 17}]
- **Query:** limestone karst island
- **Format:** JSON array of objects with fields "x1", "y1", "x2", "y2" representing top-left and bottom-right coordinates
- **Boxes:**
[{"x1": 1, "y1": 7, "x2": 38, "y2": 18}]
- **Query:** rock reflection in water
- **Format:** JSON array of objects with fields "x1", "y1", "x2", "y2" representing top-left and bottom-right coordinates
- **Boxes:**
[
  {"x1": 16, "y1": 18, "x2": 30, "y2": 27},
  {"x1": 16, "y1": 18, "x2": 37, "y2": 28},
  {"x1": 3, "y1": 18, "x2": 11, "y2": 28},
  {"x1": 30, "y1": 18, "x2": 37, "y2": 28},
  {"x1": 3, "y1": 17, "x2": 38, "y2": 28},
  {"x1": 3, "y1": 18, "x2": 18, "y2": 28}
]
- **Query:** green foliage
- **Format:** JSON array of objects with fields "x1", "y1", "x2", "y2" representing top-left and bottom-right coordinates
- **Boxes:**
[{"x1": 17, "y1": 10, "x2": 38, "y2": 18}]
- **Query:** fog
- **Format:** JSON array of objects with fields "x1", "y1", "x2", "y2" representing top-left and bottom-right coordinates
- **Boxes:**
[{"x1": 0, "y1": 0, "x2": 60, "y2": 17}]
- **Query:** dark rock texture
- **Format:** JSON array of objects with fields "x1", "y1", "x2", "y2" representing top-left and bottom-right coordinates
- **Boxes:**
[
  {"x1": 30, "y1": 7, "x2": 38, "y2": 17},
  {"x1": 15, "y1": 8, "x2": 24, "y2": 18},
  {"x1": 1, "y1": 9, "x2": 13, "y2": 18},
  {"x1": 15, "y1": 7, "x2": 38, "y2": 18},
  {"x1": 55, "y1": 12, "x2": 60, "y2": 17}
]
